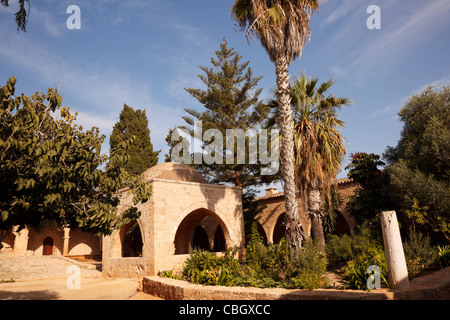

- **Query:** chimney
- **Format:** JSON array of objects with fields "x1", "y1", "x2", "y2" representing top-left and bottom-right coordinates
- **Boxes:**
[{"x1": 265, "y1": 188, "x2": 278, "y2": 196}]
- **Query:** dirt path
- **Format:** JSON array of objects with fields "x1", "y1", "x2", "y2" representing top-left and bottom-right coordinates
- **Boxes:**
[
  {"x1": 0, "y1": 277, "x2": 161, "y2": 300},
  {"x1": 0, "y1": 255, "x2": 161, "y2": 300},
  {"x1": 0, "y1": 255, "x2": 101, "y2": 281}
]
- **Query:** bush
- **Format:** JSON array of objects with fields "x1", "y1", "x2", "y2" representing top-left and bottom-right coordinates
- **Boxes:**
[
  {"x1": 288, "y1": 272, "x2": 325, "y2": 290},
  {"x1": 403, "y1": 226, "x2": 437, "y2": 277},
  {"x1": 182, "y1": 248, "x2": 239, "y2": 286},
  {"x1": 435, "y1": 245, "x2": 450, "y2": 268},
  {"x1": 285, "y1": 239, "x2": 328, "y2": 290},
  {"x1": 293, "y1": 239, "x2": 327, "y2": 276},
  {"x1": 325, "y1": 225, "x2": 373, "y2": 266},
  {"x1": 342, "y1": 245, "x2": 389, "y2": 291},
  {"x1": 178, "y1": 229, "x2": 328, "y2": 290},
  {"x1": 326, "y1": 234, "x2": 353, "y2": 265}
]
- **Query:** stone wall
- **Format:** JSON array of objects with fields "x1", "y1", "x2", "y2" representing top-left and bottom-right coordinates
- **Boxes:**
[
  {"x1": 102, "y1": 257, "x2": 152, "y2": 279},
  {"x1": 255, "y1": 178, "x2": 358, "y2": 242},
  {"x1": 102, "y1": 176, "x2": 244, "y2": 277},
  {"x1": 142, "y1": 266, "x2": 450, "y2": 300},
  {"x1": 1, "y1": 225, "x2": 101, "y2": 258},
  {"x1": 142, "y1": 276, "x2": 393, "y2": 300}
]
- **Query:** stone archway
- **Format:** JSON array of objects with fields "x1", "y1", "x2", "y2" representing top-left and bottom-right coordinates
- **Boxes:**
[
  {"x1": 120, "y1": 220, "x2": 144, "y2": 257},
  {"x1": 174, "y1": 208, "x2": 230, "y2": 255},
  {"x1": 102, "y1": 162, "x2": 244, "y2": 277},
  {"x1": 272, "y1": 213, "x2": 287, "y2": 244},
  {"x1": 43, "y1": 236, "x2": 54, "y2": 255}
]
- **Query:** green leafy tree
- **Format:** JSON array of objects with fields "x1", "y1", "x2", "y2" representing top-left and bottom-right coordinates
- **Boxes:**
[
  {"x1": 266, "y1": 72, "x2": 350, "y2": 251},
  {"x1": 1, "y1": 0, "x2": 30, "y2": 32},
  {"x1": 110, "y1": 104, "x2": 159, "y2": 176},
  {"x1": 384, "y1": 85, "x2": 450, "y2": 243},
  {"x1": 0, "y1": 77, "x2": 151, "y2": 244},
  {"x1": 231, "y1": 0, "x2": 323, "y2": 254},
  {"x1": 345, "y1": 152, "x2": 392, "y2": 225},
  {"x1": 384, "y1": 85, "x2": 450, "y2": 181}
]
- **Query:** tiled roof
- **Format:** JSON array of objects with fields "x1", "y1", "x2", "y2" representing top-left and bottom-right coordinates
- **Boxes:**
[{"x1": 255, "y1": 177, "x2": 354, "y2": 201}]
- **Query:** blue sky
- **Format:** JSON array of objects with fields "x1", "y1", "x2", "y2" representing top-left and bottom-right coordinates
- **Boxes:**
[{"x1": 1, "y1": 0, "x2": 449, "y2": 193}]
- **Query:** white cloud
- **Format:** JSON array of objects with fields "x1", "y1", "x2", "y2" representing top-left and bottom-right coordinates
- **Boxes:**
[
  {"x1": 0, "y1": 26, "x2": 182, "y2": 154},
  {"x1": 369, "y1": 74, "x2": 450, "y2": 119},
  {"x1": 325, "y1": 0, "x2": 450, "y2": 84}
]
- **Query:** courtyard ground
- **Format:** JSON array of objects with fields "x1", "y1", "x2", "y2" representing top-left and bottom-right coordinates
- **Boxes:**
[{"x1": 0, "y1": 254, "x2": 160, "y2": 300}]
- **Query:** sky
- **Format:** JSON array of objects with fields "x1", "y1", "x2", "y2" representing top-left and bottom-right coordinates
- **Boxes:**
[{"x1": 1, "y1": 0, "x2": 449, "y2": 195}]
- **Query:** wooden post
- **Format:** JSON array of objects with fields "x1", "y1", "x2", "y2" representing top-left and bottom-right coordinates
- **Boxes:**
[{"x1": 380, "y1": 211, "x2": 409, "y2": 289}]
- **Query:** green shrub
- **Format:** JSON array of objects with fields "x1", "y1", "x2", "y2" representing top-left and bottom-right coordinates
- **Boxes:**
[
  {"x1": 180, "y1": 231, "x2": 329, "y2": 290},
  {"x1": 159, "y1": 269, "x2": 182, "y2": 280},
  {"x1": 435, "y1": 245, "x2": 450, "y2": 268},
  {"x1": 280, "y1": 239, "x2": 328, "y2": 290},
  {"x1": 293, "y1": 239, "x2": 327, "y2": 276},
  {"x1": 342, "y1": 246, "x2": 389, "y2": 291},
  {"x1": 403, "y1": 227, "x2": 437, "y2": 277},
  {"x1": 181, "y1": 247, "x2": 242, "y2": 286},
  {"x1": 325, "y1": 225, "x2": 373, "y2": 266},
  {"x1": 326, "y1": 234, "x2": 353, "y2": 265},
  {"x1": 288, "y1": 272, "x2": 326, "y2": 290}
]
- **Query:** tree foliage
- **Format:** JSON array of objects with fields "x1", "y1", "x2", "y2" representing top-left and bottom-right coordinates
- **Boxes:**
[
  {"x1": 110, "y1": 104, "x2": 159, "y2": 176},
  {"x1": 1, "y1": 0, "x2": 30, "y2": 32},
  {"x1": 266, "y1": 72, "x2": 349, "y2": 250},
  {"x1": 384, "y1": 85, "x2": 450, "y2": 181},
  {"x1": 384, "y1": 85, "x2": 450, "y2": 243},
  {"x1": 166, "y1": 38, "x2": 276, "y2": 189},
  {"x1": 0, "y1": 77, "x2": 151, "y2": 236},
  {"x1": 231, "y1": 0, "x2": 323, "y2": 254},
  {"x1": 345, "y1": 152, "x2": 392, "y2": 225}
]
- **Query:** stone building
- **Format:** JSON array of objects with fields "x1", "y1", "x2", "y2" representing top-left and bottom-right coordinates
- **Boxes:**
[
  {"x1": 0, "y1": 222, "x2": 101, "y2": 258},
  {"x1": 254, "y1": 178, "x2": 358, "y2": 244},
  {"x1": 101, "y1": 162, "x2": 245, "y2": 278},
  {"x1": 1, "y1": 162, "x2": 359, "y2": 280},
  {"x1": 1, "y1": 162, "x2": 245, "y2": 279}
]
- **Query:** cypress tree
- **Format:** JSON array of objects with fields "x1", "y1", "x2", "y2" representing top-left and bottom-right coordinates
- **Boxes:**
[{"x1": 110, "y1": 104, "x2": 159, "y2": 176}]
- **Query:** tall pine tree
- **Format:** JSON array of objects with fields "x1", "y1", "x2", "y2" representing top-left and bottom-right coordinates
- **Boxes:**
[
  {"x1": 166, "y1": 38, "x2": 278, "y2": 189},
  {"x1": 110, "y1": 104, "x2": 159, "y2": 176}
]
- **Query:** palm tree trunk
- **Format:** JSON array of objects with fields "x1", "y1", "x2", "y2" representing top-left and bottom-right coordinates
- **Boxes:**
[
  {"x1": 275, "y1": 54, "x2": 304, "y2": 254},
  {"x1": 308, "y1": 189, "x2": 326, "y2": 252}
]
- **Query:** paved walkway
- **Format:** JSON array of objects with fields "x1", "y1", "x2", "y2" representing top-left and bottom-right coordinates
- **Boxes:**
[{"x1": 0, "y1": 255, "x2": 160, "y2": 300}]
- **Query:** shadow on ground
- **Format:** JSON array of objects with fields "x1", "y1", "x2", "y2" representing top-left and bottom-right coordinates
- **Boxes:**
[{"x1": 0, "y1": 289, "x2": 60, "y2": 300}]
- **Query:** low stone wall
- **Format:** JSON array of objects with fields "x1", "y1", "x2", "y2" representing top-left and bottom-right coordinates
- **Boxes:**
[
  {"x1": 142, "y1": 277, "x2": 393, "y2": 300},
  {"x1": 142, "y1": 266, "x2": 450, "y2": 300},
  {"x1": 103, "y1": 257, "x2": 152, "y2": 279}
]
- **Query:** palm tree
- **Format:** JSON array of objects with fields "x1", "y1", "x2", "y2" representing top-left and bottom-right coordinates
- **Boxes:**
[
  {"x1": 266, "y1": 72, "x2": 350, "y2": 252},
  {"x1": 231, "y1": 0, "x2": 322, "y2": 254}
]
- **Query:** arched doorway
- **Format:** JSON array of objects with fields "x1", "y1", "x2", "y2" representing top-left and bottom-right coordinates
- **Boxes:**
[
  {"x1": 333, "y1": 211, "x2": 351, "y2": 235},
  {"x1": 272, "y1": 213, "x2": 286, "y2": 244},
  {"x1": 43, "y1": 237, "x2": 54, "y2": 255},
  {"x1": 192, "y1": 225, "x2": 209, "y2": 251},
  {"x1": 213, "y1": 225, "x2": 226, "y2": 252},
  {"x1": 120, "y1": 220, "x2": 143, "y2": 257},
  {"x1": 174, "y1": 208, "x2": 229, "y2": 254}
]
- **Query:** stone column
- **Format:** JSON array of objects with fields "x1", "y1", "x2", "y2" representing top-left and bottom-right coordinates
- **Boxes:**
[
  {"x1": 380, "y1": 211, "x2": 409, "y2": 289},
  {"x1": 63, "y1": 228, "x2": 70, "y2": 256},
  {"x1": 13, "y1": 226, "x2": 29, "y2": 255}
]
